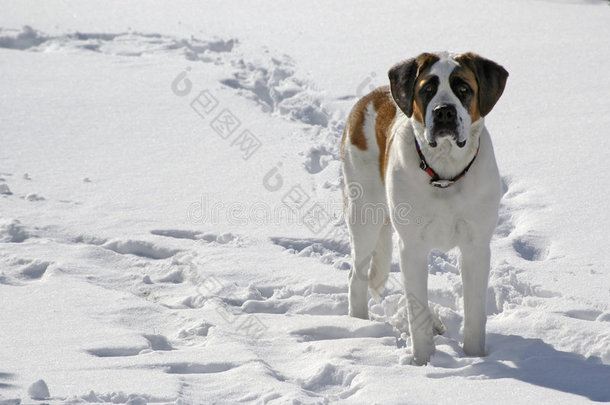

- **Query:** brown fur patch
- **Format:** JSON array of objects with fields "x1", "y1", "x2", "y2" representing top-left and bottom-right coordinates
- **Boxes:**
[
  {"x1": 451, "y1": 62, "x2": 481, "y2": 122},
  {"x1": 341, "y1": 86, "x2": 396, "y2": 182},
  {"x1": 373, "y1": 87, "x2": 397, "y2": 181},
  {"x1": 382, "y1": 132, "x2": 394, "y2": 184},
  {"x1": 343, "y1": 87, "x2": 389, "y2": 151},
  {"x1": 454, "y1": 52, "x2": 508, "y2": 118},
  {"x1": 412, "y1": 74, "x2": 431, "y2": 124},
  {"x1": 411, "y1": 54, "x2": 440, "y2": 124}
]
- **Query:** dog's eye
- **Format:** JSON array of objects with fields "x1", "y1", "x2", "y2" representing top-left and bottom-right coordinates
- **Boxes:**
[
  {"x1": 423, "y1": 83, "x2": 435, "y2": 94},
  {"x1": 457, "y1": 84, "x2": 470, "y2": 95}
]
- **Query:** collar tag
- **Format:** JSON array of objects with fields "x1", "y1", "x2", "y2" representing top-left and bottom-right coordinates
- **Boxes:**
[
  {"x1": 430, "y1": 179, "x2": 455, "y2": 188},
  {"x1": 414, "y1": 137, "x2": 480, "y2": 190}
]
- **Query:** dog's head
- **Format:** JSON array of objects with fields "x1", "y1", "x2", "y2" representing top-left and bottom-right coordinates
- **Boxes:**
[{"x1": 388, "y1": 52, "x2": 508, "y2": 148}]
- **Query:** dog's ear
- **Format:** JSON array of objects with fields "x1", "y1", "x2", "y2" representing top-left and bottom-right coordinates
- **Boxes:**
[
  {"x1": 388, "y1": 58, "x2": 419, "y2": 117},
  {"x1": 457, "y1": 53, "x2": 509, "y2": 117},
  {"x1": 388, "y1": 53, "x2": 439, "y2": 117}
]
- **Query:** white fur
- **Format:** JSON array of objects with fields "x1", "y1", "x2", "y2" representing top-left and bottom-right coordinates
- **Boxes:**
[{"x1": 343, "y1": 54, "x2": 502, "y2": 365}]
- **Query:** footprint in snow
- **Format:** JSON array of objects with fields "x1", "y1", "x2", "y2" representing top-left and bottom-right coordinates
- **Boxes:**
[
  {"x1": 18, "y1": 260, "x2": 51, "y2": 280},
  {"x1": 72, "y1": 234, "x2": 107, "y2": 245},
  {"x1": 102, "y1": 239, "x2": 179, "y2": 260},
  {"x1": 0, "y1": 26, "x2": 236, "y2": 60},
  {"x1": 0, "y1": 183, "x2": 13, "y2": 195},
  {"x1": 0, "y1": 219, "x2": 29, "y2": 243},
  {"x1": 165, "y1": 362, "x2": 235, "y2": 374},
  {"x1": 270, "y1": 236, "x2": 350, "y2": 268},
  {"x1": 291, "y1": 323, "x2": 395, "y2": 342},
  {"x1": 303, "y1": 145, "x2": 337, "y2": 174},
  {"x1": 24, "y1": 193, "x2": 45, "y2": 201},
  {"x1": 86, "y1": 334, "x2": 173, "y2": 357},
  {"x1": 299, "y1": 363, "x2": 360, "y2": 399},
  {"x1": 512, "y1": 234, "x2": 550, "y2": 262},
  {"x1": 564, "y1": 309, "x2": 610, "y2": 323},
  {"x1": 150, "y1": 229, "x2": 201, "y2": 240},
  {"x1": 151, "y1": 229, "x2": 237, "y2": 244}
]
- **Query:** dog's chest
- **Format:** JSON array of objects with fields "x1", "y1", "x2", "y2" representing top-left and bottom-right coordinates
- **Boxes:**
[{"x1": 416, "y1": 198, "x2": 475, "y2": 248}]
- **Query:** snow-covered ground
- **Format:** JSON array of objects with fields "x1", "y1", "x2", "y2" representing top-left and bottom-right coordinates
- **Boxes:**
[{"x1": 1, "y1": 1, "x2": 609, "y2": 404}]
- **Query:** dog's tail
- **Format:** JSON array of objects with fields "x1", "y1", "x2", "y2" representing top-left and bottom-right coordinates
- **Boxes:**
[{"x1": 368, "y1": 224, "x2": 392, "y2": 302}]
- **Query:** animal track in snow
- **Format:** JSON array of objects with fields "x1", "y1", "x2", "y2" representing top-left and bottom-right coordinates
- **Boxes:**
[
  {"x1": 72, "y1": 234, "x2": 107, "y2": 245},
  {"x1": 87, "y1": 334, "x2": 173, "y2": 357},
  {"x1": 157, "y1": 268, "x2": 185, "y2": 283},
  {"x1": 496, "y1": 179, "x2": 551, "y2": 261},
  {"x1": 299, "y1": 363, "x2": 360, "y2": 399},
  {"x1": 0, "y1": 26, "x2": 235, "y2": 60},
  {"x1": 18, "y1": 260, "x2": 50, "y2": 280},
  {"x1": 150, "y1": 229, "x2": 238, "y2": 245},
  {"x1": 78, "y1": 391, "x2": 165, "y2": 404},
  {"x1": 102, "y1": 239, "x2": 179, "y2": 260},
  {"x1": 304, "y1": 145, "x2": 335, "y2": 174},
  {"x1": 142, "y1": 334, "x2": 173, "y2": 351},
  {"x1": 487, "y1": 262, "x2": 562, "y2": 315},
  {"x1": 270, "y1": 236, "x2": 349, "y2": 268},
  {"x1": 86, "y1": 346, "x2": 145, "y2": 358},
  {"x1": 165, "y1": 362, "x2": 235, "y2": 374},
  {"x1": 563, "y1": 309, "x2": 609, "y2": 323},
  {"x1": 512, "y1": 234, "x2": 550, "y2": 261},
  {"x1": 1, "y1": 26, "x2": 346, "y2": 186},
  {"x1": 241, "y1": 282, "x2": 349, "y2": 317},
  {"x1": 177, "y1": 322, "x2": 213, "y2": 340},
  {"x1": 150, "y1": 229, "x2": 201, "y2": 240},
  {"x1": 0, "y1": 219, "x2": 29, "y2": 243},
  {"x1": 221, "y1": 56, "x2": 332, "y2": 127},
  {"x1": 242, "y1": 300, "x2": 292, "y2": 315},
  {"x1": 291, "y1": 323, "x2": 394, "y2": 342},
  {"x1": 0, "y1": 257, "x2": 53, "y2": 285},
  {"x1": 0, "y1": 183, "x2": 13, "y2": 195}
]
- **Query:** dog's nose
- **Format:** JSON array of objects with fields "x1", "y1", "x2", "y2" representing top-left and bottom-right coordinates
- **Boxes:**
[{"x1": 432, "y1": 104, "x2": 457, "y2": 123}]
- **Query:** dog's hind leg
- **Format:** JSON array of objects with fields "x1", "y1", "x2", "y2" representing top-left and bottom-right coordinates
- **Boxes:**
[
  {"x1": 369, "y1": 222, "x2": 392, "y2": 301},
  {"x1": 345, "y1": 187, "x2": 388, "y2": 319},
  {"x1": 346, "y1": 217, "x2": 382, "y2": 319}
]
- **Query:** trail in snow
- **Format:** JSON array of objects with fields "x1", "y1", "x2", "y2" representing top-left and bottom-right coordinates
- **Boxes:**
[{"x1": 1, "y1": 23, "x2": 609, "y2": 405}]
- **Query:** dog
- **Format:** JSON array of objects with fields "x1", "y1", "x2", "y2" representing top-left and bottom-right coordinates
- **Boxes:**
[{"x1": 341, "y1": 52, "x2": 508, "y2": 365}]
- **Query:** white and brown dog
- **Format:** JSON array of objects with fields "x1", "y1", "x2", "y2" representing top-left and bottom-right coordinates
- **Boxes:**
[{"x1": 341, "y1": 52, "x2": 508, "y2": 365}]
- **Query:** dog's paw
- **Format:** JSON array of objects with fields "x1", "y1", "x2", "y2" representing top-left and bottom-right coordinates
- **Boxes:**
[
  {"x1": 348, "y1": 293, "x2": 369, "y2": 319},
  {"x1": 410, "y1": 328, "x2": 435, "y2": 365},
  {"x1": 463, "y1": 342, "x2": 487, "y2": 357},
  {"x1": 348, "y1": 308, "x2": 369, "y2": 320},
  {"x1": 411, "y1": 344, "x2": 435, "y2": 366}
]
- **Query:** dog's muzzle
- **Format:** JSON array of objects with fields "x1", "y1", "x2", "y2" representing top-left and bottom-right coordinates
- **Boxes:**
[{"x1": 430, "y1": 104, "x2": 465, "y2": 148}]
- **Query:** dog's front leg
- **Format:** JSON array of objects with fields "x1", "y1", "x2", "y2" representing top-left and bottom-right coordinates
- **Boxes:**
[
  {"x1": 399, "y1": 239, "x2": 434, "y2": 365},
  {"x1": 459, "y1": 243, "x2": 491, "y2": 356}
]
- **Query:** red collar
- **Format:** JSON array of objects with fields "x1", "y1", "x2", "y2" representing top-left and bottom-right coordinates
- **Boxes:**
[{"x1": 414, "y1": 138, "x2": 480, "y2": 188}]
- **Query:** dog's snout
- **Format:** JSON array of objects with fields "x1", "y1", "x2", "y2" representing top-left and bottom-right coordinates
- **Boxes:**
[{"x1": 432, "y1": 104, "x2": 457, "y2": 124}]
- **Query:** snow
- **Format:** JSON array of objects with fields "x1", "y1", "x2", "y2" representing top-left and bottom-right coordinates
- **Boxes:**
[
  {"x1": 1, "y1": 0, "x2": 610, "y2": 404},
  {"x1": 27, "y1": 380, "x2": 50, "y2": 400}
]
